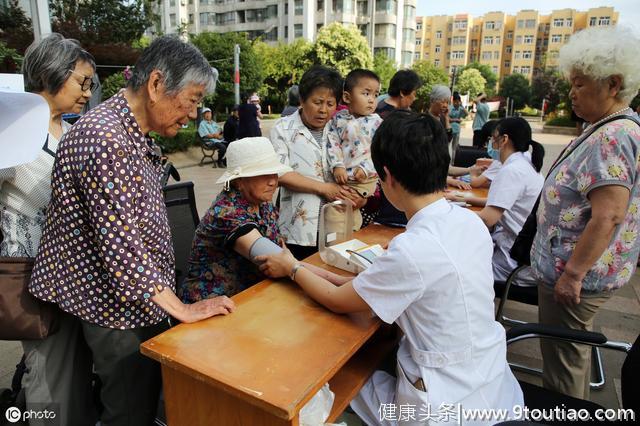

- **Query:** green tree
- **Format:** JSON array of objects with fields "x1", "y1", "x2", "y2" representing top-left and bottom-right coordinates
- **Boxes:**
[
  {"x1": 254, "y1": 39, "x2": 313, "y2": 111},
  {"x1": 460, "y1": 62, "x2": 497, "y2": 95},
  {"x1": 0, "y1": 0, "x2": 34, "y2": 53},
  {"x1": 455, "y1": 68, "x2": 486, "y2": 98},
  {"x1": 411, "y1": 60, "x2": 449, "y2": 112},
  {"x1": 373, "y1": 52, "x2": 397, "y2": 93},
  {"x1": 499, "y1": 74, "x2": 531, "y2": 110},
  {"x1": 312, "y1": 23, "x2": 373, "y2": 76},
  {"x1": 0, "y1": 40, "x2": 23, "y2": 73},
  {"x1": 191, "y1": 32, "x2": 263, "y2": 112},
  {"x1": 530, "y1": 69, "x2": 570, "y2": 114},
  {"x1": 101, "y1": 72, "x2": 127, "y2": 99}
]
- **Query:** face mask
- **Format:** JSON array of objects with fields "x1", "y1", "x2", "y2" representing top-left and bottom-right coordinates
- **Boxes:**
[{"x1": 487, "y1": 143, "x2": 500, "y2": 161}]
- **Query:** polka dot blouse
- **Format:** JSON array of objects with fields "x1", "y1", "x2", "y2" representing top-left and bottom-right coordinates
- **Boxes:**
[{"x1": 29, "y1": 91, "x2": 174, "y2": 329}]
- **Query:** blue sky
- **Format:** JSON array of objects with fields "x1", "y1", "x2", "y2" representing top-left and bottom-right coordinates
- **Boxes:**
[{"x1": 416, "y1": 1, "x2": 639, "y2": 34}]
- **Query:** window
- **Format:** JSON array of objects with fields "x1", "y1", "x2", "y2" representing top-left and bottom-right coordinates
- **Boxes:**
[
  {"x1": 447, "y1": 37, "x2": 451, "y2": 46},
  {"x1": 335, "y1": 0, "x2": 354, "y2": 13},
  {"x1": 189, "y1": 0, "x2": 193, "y2": 4},
  {"x1": 285, "y1": 25, "x2": 288, "y2": 38},
  {"x1": 357, "y1": 0, "x2": 367, "y2": 15},
  {"x1": 551, "y1": 34, "x2": 561, "y2": 43},
  {"x1": 484, "y1": 36, "x2": 493, "y2": 45},
  {"x1": 295, "y1": 0, "x2": 303, "y2": 15},
  {"x1": 401, "y1": 51, "x2": 413, "y2": 66},
  {"x1": 553, "y1": 18, "x2": 564, "y2": 27},
  {"x1": 492, "y1": 66, "x2": 498, "y2": 74},
  {"x1": 485, "y1": 21, "x2": 495, "y2": 30},
  {"x1": 404, "y1": 4, "x2": 415, "y2": 20},
  {"x1": 482, "y1": 51, "x2": 492, "y2": 60},
  {"x1": 566, "y1": 18, "x2": 572, "y2": 27},
  {"x1": 515, "y1": 35, "x2": 523, "y2": 44},
  {"x1": 446, "y1": 52, "x2": 450, "y2": 60},
  {"x1": 403, "y1": 28, "x2": 415, "y2": 43},
  {"x1": 170, "y1": 0, "x2": 175, "y2": 6},
  {"x1": 514, "y1": 51, "x2": 522, "y2": 59},
  {"x1": 215, "y1": 11, "x2": 235, "y2": 25},
  {"x1": 522, "y1": 50, "x2": 532, "y2": 59},
  {"x1": 517, "y1": 20, "x2": 524, "y2": 29},
  {"x1": 417, "y1": 22, "x2": 422, "y2": 30},
  {"x1": 435, "y1": 45, "x2": 441, "y2": 53},
  {"x1": 524, "y1": 35, "x2": 534, "y2": 44},
  {"x1": 435, "y1": 31, "x2": 442, "y2": 39},
  {"x1": 504, "y1": 60, "x2": 510, "y2": 68},
  {"x1": 453, "y1": 36, "x2": 465, "y2": 45},
  {"x1": 189, "y1": 14, "x2": 194, "y2": 24},
  {"x1": 451, "y1": 51, "x2": 465, "y2": 60},
  {"x1": 471, "y1": 39, "x2": 478, "y2": 48},
  {"x1": 357, "y1": 23, "x2": 367, "y2": 36},
  {"x1": 375, "y1": 0, "x2": 397, "y2": 14},
  {"x1": 564, "y1": 34, "x2": 570, "y2": 42},
  {"x1": 507, "y1": 31, "x2": 513, "y2": 40},
  {"x1": 285, "y1": 2, "x2": 288, "y2": 15},
  {"x1": 513, "y1": 66, "x2": 520, "y2": 73},
  {"x1": 318, "y1": 0, "x2": 325, "y2": 11},
  {"x1": 434, "y1": 59, "x2": 440, "y2": 67},
  {"x1": 374, "y1": 47, "x2": 396, "y2": 59},
  {"x1": 525, "y1": 19, "x2": 536, "y2": 28},
  {"x1": 416, "y1": 38, "x2": 422, "y2": 46},
  {"x1": 493, "y1": 51, "x2": 500, "y2": 59},
  {"x1": 589, "y1": 17, "x2": 597, "y2": 26},
  {"x1": 423, "y1": 52, "x2": 429, "y2": 58},
  {"x1": 495, "y1": 36, "x2": 501, "y2": 44},
  {"x1": 454, "y1": 20, "x2": 467, "y2": 30},
  {"x1": 375, "y1": 24, "x2": 396, "y2": 38},
  {"x1": 414, "y1": 52, "x2": 421, "y2": 60},
  {"x1": 599, "y1": 16, "x2": 610, "y2": 26},
  {"x1": 169, "y1": 14, "x2": 176, "y2": 26},
  {"x1": 267, "y1": 4, "x2": 278, "y2": 18},
  {"x1": 505, "y1": 46, "x2": 512, "y2": 53},
  {"x1": 521, "y1": 66, "x2": 531, "y2": 74},
  {"x1": 294, "y1": 24, "x2": 303, "y2": 38}
]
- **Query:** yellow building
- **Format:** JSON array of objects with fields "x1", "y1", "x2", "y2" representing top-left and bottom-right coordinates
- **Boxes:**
[{"x1": 416, "y1": 7, "x2": 618, "y2": 82}]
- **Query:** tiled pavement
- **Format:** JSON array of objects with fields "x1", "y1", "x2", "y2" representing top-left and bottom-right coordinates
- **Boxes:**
[{"x1": 1, "y1": 120, "x2": 637, "y2": 417}]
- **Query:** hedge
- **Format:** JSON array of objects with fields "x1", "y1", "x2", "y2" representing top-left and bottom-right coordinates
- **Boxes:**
[
  {"x1": 152, "y1": 128, "x2": 198, "y2": 153},
  {"x1": 545, "y1": 116, "x2": 576, "y2": 128}
]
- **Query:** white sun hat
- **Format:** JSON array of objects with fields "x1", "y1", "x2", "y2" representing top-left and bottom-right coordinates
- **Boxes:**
[{"x1": 216, "y1": 137, "x2": 292, "y2": 187}]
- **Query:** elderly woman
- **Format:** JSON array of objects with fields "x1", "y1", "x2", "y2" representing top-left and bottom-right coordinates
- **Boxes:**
[
  {"x1": 180, "y1": 137, "x2": 349, "y2": 302},
  {"x1": 270, "y1": 65, "x2": 363, "y2": 260},
  {"x1": 28, "y1": 36, "x2": 235, "y2": 425},
  {"x1": 0, "y1": 33, "x2": 94, "y2": 425},
  {"x1": 375, "y1": 69, "x2": 421, "y2": 119},
  {"x1": 530, "y1": 26, "x2": 640, "y2": 399}
]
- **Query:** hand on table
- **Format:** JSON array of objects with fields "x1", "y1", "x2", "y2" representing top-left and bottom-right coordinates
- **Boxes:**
[
  {"x1": 177, "y1": 296, "x2": 236, "y2": 323},
  {"x1": 447, "y1": 177, "x2": 472, "y2": 190}
]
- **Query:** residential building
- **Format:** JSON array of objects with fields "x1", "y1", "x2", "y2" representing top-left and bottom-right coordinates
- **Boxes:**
[
  {"x1": 154, "y1": 0, "x2": 417, "y2": 67},
  {"x1": 415, "y1": 7, "x2": 618, "y2": 82}
]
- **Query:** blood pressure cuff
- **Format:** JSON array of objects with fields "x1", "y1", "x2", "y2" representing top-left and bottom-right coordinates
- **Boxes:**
[
  {"x1": 249, "y1": 237, "x2": 283, "y2": 264},
  {"x1": 224, "y1": 223, "x2": 258, "y2": 249}
]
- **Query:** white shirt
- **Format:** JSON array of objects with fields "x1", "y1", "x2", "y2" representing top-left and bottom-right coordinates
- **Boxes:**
[
  {"x1": 486, "y1": 152, "x2": 544, "y2": 281},
  {"x1": 270, "y1": 110, "x2": 334, "y2": 246},
  {"x1": 353, "y1": 198, "x2": 522, "y2": 412}
]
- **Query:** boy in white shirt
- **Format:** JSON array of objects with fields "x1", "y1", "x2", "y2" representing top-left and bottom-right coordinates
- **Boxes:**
[
  {"x1": 327, "y1": 69, "x2": 383, "y2": 229},
  {"x1": 258, "y1": 110, "x2": 523, "y2": 425}
]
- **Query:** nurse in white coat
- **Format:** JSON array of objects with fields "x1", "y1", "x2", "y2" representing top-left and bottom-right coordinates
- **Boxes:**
[{"x1": 257, "y1": 111, "x2": 523, "y2": 425}]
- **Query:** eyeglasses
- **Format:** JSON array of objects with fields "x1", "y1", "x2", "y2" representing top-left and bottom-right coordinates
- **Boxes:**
[{"x1": 69, "y1": 69, "x2": 96, "y2": 92}]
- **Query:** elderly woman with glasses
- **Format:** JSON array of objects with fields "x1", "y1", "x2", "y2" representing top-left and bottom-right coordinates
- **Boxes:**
[
  {"x1": 0, "y1": 33, "x2": 95, "y2": 425},
  {"x1": 27, "y1": 36, "x2": 235, "y2": 425},
  {"x1": 530, "y1": 26, "x2": 640, "y2": 399}
]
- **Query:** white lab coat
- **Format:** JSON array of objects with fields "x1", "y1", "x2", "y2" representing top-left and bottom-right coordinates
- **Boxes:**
[{"x1": 350, "y1": 199, "x2": 523, "y2": 425}]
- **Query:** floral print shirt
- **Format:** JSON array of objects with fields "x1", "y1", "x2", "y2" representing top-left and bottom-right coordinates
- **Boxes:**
[
  {"x1": 531, "y1": 116, "x2": 640, "y2": 293},
  {"x1": 29, "y1": 91, "x2": 173, "y2": 329},
  {"x1": 326, "y1": 110, "x2": 382, "y2": 179},
  {"x1": 270, "y1": 110, "x2": 334, "y2": 247},
  {"x1": 179, "y1": 188, "x2": 281, "y2": 303}
]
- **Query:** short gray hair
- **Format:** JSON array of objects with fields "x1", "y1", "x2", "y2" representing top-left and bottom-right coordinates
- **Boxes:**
[
  {"x1": 430, "y1": 85, "x2": 451, "y2": 102},
  {"x1": 128, "y1": 36, "x2": 216, "y2": 96},
  {"x1": 559, "y1": 26, "x2": 640, "y2": 103},
  {"x1": 22, "y1": 33, "x2": 95, "y2": 95}
]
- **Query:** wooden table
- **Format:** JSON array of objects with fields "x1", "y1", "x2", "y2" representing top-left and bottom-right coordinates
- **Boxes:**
[
  {"x1": 447, "y1": 185, "x2": 488, "y2": 212},
  {"x1": 141, "y1": 225, "x2": 402, "y2": 426}
]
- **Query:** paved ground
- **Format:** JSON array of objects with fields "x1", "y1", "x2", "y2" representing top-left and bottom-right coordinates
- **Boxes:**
[{"x1": 2, "y1": 118, "x2": 637, "y2": 417}]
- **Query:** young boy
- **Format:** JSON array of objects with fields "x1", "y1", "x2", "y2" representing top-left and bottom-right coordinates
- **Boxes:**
[
  {"x1": 257, "y1": 111, "x2": 523, "y2": 425},
  {"x1": 327, "y1": 69, "x2": 383, "y2": 229}
]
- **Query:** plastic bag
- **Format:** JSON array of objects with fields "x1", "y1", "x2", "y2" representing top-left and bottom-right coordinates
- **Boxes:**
[{"x1": 299, "y1": 383, "x2": 335, "y2": 426}]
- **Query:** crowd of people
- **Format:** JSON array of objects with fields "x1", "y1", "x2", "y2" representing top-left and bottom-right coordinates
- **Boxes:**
[{"x1": 1, "y1": 24, "x2": 639, "y2": 425}]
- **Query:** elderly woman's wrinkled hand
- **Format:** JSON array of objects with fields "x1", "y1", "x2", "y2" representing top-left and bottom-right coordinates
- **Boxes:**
[
  {"x1": 179, "y1": 296, "x2": 236, "y2": 323},
  {"x1": 553, "y1": 273, "x2": 582, "y2": 306},
  {"x1": 256, "y1": 243, "x2": 298, "y2": 279}
]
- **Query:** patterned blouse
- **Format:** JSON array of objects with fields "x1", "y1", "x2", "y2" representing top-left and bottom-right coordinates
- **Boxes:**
[
  {"x1": 29, "y1": 91, "x2": 174, "y2": 329},
  {"x1": 326, "y1": 110, "x2": 382, "y2": 179},
  {"x1": 179, "y1": 188, "x2": 281, "y2": 303},
  {"x1": 531, "y1": 116, "x2": 640, "y2": 293}
]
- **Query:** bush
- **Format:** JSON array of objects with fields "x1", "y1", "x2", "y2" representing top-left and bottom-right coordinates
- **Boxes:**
[
  {"x1": 102, "y1": 72, "x2": 127, "y2": 100},
  {"x1": 152, "y1": 128, "x2": 198, "y2": 153},
  {"x1": 545, "y1": 116, "x2": 576, "y2": 128},
  {"x1": 518, "y1": 106, "x2": 539, "y2": 116}
]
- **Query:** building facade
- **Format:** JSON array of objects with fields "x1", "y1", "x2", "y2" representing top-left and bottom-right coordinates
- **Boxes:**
[
  {"x1": 155, "y1": 0, "x2": 417, "y2": 67},
  {"x1": 415, "y1": 7, "x2": 618, "y2": 82}
]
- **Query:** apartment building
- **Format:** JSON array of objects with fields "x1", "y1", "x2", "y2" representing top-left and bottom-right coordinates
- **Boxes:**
[
  {"x1": 154, "y1": 0, "x2": 417, "y2": 67},
  {"x1": 415, "y1": 7, "x2": 618, "y2": 81}
]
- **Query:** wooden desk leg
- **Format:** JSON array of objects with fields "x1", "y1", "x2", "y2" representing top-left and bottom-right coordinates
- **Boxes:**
[{"x1": 161, "y1": 367, "x2": 297, "y2": 426}]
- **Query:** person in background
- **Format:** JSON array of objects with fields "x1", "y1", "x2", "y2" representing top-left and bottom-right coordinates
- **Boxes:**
[
  {"x1": 199, "y1": 107, "x2": 228, "y2": 167},
  {"x1": 473, "y1": 92, "x2": 491, "y2": 148},
  {"x1": 0, "y1": 33, "x2": 95, "y2": 426},
  {"x1": 327, "y1": 69, "x2": 383, "y2": 230},
  {"x1": 237, "y1": 93, "x2": 262, "y2": 138},
  {"x1": 375, "y1": 69, "x2": 421, "y2": 119},
  {"x1": 28, "y1": 36, "x2": 235, "y2": 425},
  {"x1": 270, "y1": 65, "x2": 363, "y2": 260},
  {"x1": 449, "y1": 92, "x2": 468, "y2": 165},
  {"x1": 281, "y1": 85, "x2": 301, "y2": 117},
  {"x1": 223, "y1": 104, "x2": 239, "y2": 143},
  {"x1": 428, "y1": 85, "x2": 452, "y2": 143},
  {"x1": 258, "y1": 111, "x2": 523, "y2": 425},
  {"x1": 531, "y1": 26, "x2": 640, "y2": 399}
]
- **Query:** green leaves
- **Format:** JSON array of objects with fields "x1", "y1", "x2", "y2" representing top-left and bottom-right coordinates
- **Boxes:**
[
  {"x1": 373, "y1": 52, "x2": 397, "y2": 93},
  {"x1": 312, "y1": 23, "x2": 373, "y2": 77},
  {"x1": 499, "y1": 74, "x2": 531, "y2": 110},
  {"x1": 455, "y1": 68, "x2": 486, "y2": 98},
  {"x1": 411, "y1": 60, "x2": 449, "y2": 112}
]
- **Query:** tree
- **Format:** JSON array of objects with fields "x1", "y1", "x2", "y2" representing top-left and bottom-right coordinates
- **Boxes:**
[
  {"x1": 455, "y1": 68, "x2": 486, "y2": 98},
  {"x1": 0, "y1": 40, "x2": 23, "y2": 73},
  {"x1": 499, "y1": 74, "x2": 531, "y2": 110},
  {"x1": 191, "y1": 32, "x2": 263, "y2": 112},
  {"x1": 0, "y1": 0, "x2": 34, "y2": 54},
  {"x1": 254, "y1": 39, "x2": 313, "y2": 111},
  {"x1": 312, "y1": 23, "x2": 373, "y2": 76},
  {"x1": 411, "y1": 60, "x2": 449, "y2": 112},
  {"x1": 530, "y1": 69, "x2": 570, "y2": 114},
  {"x1": 373, "y1": 52, "x2": 397, "y2": 93},
  {"x1": 460, "y1": 62, "x2": 497, "y2": 95}
]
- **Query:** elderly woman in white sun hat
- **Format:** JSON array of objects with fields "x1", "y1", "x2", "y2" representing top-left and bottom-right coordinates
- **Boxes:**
[{"x1": 179, "y1": 137, "x2": 351, "y2": 303}]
